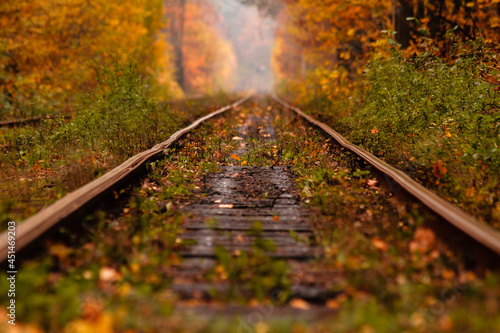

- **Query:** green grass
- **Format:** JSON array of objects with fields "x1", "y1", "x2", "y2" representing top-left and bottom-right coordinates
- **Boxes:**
[
  {"x1": 283, "y1": 38, "x2": 500, "y2": 230},
  {"x1": 2, "y1": 97, "x2": 500, "y2": 332},
  {"x1": 0, "y1": 58, "x2": 236, "y2": 228}
]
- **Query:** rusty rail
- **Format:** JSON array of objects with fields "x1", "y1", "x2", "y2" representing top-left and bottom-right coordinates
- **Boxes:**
[
  {"x1": 0, "y1": 95, "x2": 252, "y2": 260},
  {"x1": 272, "y1": 94, "x2": 500, "y2": 255}
]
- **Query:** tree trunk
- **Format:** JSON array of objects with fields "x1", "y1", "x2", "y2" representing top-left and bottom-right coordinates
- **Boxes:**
[
  {"x1": 175, "y1": 0, "x2": 186, "y2": 89},
  {"x1": 395, "y1": 0, "x2": 412, "y2": 48}
]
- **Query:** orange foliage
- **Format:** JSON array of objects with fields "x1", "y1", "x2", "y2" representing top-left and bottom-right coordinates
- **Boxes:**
[
  {"x1": 273, "y1": 0, "x2": 500, "y2": 101},
  {"x1": 163, "y1": 0, "x2": 237, "y2": 94},
  {"x1": 277, "y1": 0, "x2": 393, "y2": 74},
  {"x1": 0, "y1": 0, "x2": 175, "y2": 117}
]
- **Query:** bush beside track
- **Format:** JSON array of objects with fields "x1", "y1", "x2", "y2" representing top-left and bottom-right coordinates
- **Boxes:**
[{"x1": 282, "y1": 39, "x2": 500, "y2": 230}]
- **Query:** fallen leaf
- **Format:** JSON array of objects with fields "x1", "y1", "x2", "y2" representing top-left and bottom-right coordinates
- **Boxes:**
[
  {"x1": 367, "y1": 179, "x2": 378, "y2": 189},
  {"x1": 484, "y1": 74, "x2": 500, "y2": 85},
  {"x1": 465, "y1": 187, "x2": 475, "y2": 198},
  {"x1": 372, "y1": 237, "x2": 388, "y2": 251},
  {"x1": 360, "y1": 325, "x2": 375, "y2": 333},
  {"x1": 432, "y1": 160, "x2": 447, "y2": 179},
  {"x1": 290, "y1": 298, "x2": 310, "y2": 310},
  {"x1": 215, "y1": 265, "x2": 228, "y2": 280},
  {"x1": 409, "y1": 227, "x2": 436, "y2": 254},
  {"x1": 458, "y1": 271, "x2": 476, "y2": 283},
  {"x1": 218, "y1": 204, "x2": 234, "y2": 209},
  {"x1": 249, "y1": 299, "x2": 259, "y2": 306},
  {"x1": 0, "y1": 311, "x2": 42, "y2": 332},
  {"x1": 442, "y1": 269, "x2": 455, "y2": 280},
  {"x1": 49, "y1": 244, "x2": 71, "y2": 260},
  {"x1": 255, "y1": 322, "x2": 269, "y2": 333},
  {"x1": 64, "y1": 313, "x2": 113, "y2": 333},
  {"x1": 326, "y1": 299, "x2": 340, "y2": 310},
  {"x1": 99, "y1": 267, "x2": 119, "y2": 282},
  {"x1": 232, "y1": 136, "x2": 244, "y2": 141},
  {"x1": 438, "y1": 315, "x2": 454, "y2": 331},
  {"x1": 273, "y1": 215, "x2": 280, "y2": 221},
  {"x1": 130, "y1": 262, "x2": 140, "y2": 273},
  {"x1": 81, "y1": 297, "x2": 104, "y2": 321},
  {"x1": 230, "y1": 154, "x2": 240, "y2": 161}
]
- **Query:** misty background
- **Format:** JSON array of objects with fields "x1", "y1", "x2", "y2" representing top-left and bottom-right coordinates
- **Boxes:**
[{"x1": 213, "y1": 0, "x2": 277, "y2": 93}]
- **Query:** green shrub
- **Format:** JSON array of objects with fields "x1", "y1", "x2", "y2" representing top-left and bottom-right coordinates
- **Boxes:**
[{"x1": 288, "y1": 39, "x2": 500, "y2": 227}]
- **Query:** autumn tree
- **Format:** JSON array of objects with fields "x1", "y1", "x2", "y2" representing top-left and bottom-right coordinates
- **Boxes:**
[
  {"x1": 272, "y1": 0, "x2": 500, "y2": 101},
  {"x1": 163, "y1": 0, "x2": 237, "y2": 94},
  {"x1": 0, "y1": 0, "x2": 175, "y2": 119},
  {"x1": 395, "y1": 0, "x2": 500, "y2": 49},
  {"x1": 238, "y1": 0, "x2": 283, "y2": 17}
]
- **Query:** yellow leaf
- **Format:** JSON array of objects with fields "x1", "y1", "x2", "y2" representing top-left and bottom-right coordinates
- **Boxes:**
[
  {"x1": 218, "y1": 204, "x2": 234, "y2": 208},
  {"x1": 290, "y1": 298, "x2": 310, "y2": 310},
  {"x1": 64, "y1": 313, "x2": 113, "y2": 333},
  {"x1": 230, "y1": 154, "x2": 240, "y2": 161},
  {"x1": 130, "y1": 262, "x2": 140, "y2": 273}
]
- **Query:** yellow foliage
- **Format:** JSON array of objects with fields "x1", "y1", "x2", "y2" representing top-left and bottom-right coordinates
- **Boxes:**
[
  {"x1": 272, "y1": 0, "x2": 392, "y2": 103},
  {"x1": 64, "y1": 313, "x2": 114, "y2": 333},
  {"x1": 178, "y1": 2, "x2": 237, "y2": 94},
  {"x1": 273, "y1": 0, "x2": 500, "y2": 104},
  {"x1": 0, "y1": 0, "x2": 176, "y2": 113}
]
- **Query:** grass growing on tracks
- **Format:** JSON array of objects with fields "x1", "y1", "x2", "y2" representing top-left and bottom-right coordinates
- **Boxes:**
[
  {"x1": 209, "y1": 221, "x2": 292, "y2": 303},
  {"x1": 233, "y1": 100, "x2": 500, "y2": 332},
  {"x1": 285, "y1": 39, "x2": 500, "y2": 231},
  {"x1": 0, "y1": 59, "x2": 235, "y2": 228},
  {"x1": 3, "y1": 99, "x2": 500, "y2": 332},
  {"x1": 0, "y1": 103, "x2": 291, "y2": 332}
]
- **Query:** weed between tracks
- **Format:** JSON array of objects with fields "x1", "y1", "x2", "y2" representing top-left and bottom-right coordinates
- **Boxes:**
[
  {"x1": 2, "y1": 98, "x2": 500, "y2": 332},
  {"x1": 210, "y1": 222, "x2": 292, "y2": 303},
  {"x1": 0, "y1": 60, "x2": 235, "y2": 230},
  {"x1": 288, "y1": 40, "x2": 500, "y2": 231}
]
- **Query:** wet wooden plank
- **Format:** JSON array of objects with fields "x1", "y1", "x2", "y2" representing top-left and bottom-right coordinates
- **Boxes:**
[
  {"x1": 170, "y1": 283, "x2": 340, "y2": 303},
  {"x1": 183, "y1": 223, "x2": 312, "y2": 231},
  {"x1": 0, "y1": 96, "x2": 252, "y2": 260},
  {"x1": 180, "y1": 245, "x2": 316, "y2": 258}
]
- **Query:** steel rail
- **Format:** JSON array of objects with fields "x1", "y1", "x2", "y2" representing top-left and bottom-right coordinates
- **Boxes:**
[
  {"x1": 272, "y1": 93, "x2": 500, "y2": 255},
  {"x1": 0, "y1": 95, "x2": 252, "y2": 260}
]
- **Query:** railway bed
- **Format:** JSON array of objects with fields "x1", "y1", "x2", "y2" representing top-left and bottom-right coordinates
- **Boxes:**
[{"x1": 2, "y1": 95, "x2": 500, "y2": 331}]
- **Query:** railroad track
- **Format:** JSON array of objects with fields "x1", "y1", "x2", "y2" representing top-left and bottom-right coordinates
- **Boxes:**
[
  {"x1": 271, "y1": 95, "x2": 500, "y2": 257},
  {"x1": 2, "y1": 94, "x2": 500, "y2": 313},
  {"x1": 3, "y1": 95, "x2": 500, "y2": 259},
  {"x1": 169, "y1": 109, "x2": 330, "y2": 302},
  {"x1": 0, "y1": 96, "x2": 251, "y2": 257}
]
